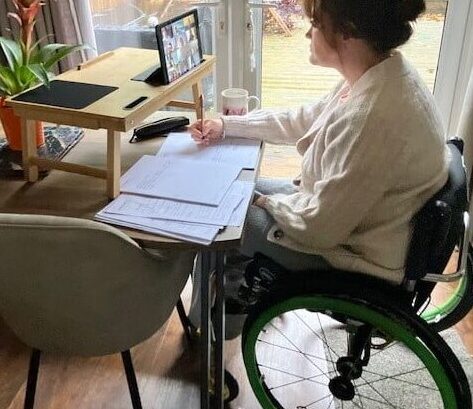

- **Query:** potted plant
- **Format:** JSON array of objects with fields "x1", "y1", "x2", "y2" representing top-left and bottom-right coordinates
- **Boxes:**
[{"x1": 0, "y1": 0, "x2": 87, "y2": 151}]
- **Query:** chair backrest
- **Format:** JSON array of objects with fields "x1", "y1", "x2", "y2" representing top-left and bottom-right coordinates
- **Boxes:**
[
  {"x1": 404, "y1": 139, "x2": 468, "y2": 282},
  {"x1": 0, "y1": 214, "x2": 194, "y2": 356}
]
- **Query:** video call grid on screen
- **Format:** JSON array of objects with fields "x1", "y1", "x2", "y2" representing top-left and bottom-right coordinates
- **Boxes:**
[{"x1": 156, "y1": 9, "x2": 203, "y2": 84}]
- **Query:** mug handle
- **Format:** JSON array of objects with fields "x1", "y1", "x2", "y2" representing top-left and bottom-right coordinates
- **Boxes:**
[{"x1": 247, "y1": 95, "x2": 261, "y2": 112}]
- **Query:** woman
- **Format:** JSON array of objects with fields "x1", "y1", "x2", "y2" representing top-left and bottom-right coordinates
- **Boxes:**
[{"x1": 189, "y1": 0, "x2": 448, "y2": 290}]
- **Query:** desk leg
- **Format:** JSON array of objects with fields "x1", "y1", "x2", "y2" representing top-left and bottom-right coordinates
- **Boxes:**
[
  {"x1": 214, "y1": 251, "x2": 225, "y2": 409},
  {"x1": 21, "y1": 118, "x2": 38, "y2": 182},
  {"x1": 192, "y1": 81, "x2": 203, "y2": 120},
  {"x1": 200, "y1": 251, "x2": 211, "y2": 409},
  {"x1": 107, "y1": 130, "x2": 121, "y2": 199}
]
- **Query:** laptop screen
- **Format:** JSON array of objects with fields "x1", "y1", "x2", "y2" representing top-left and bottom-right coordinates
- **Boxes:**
[{"x1": 156, "y1": 9, "x2": 203, "y2": 85}]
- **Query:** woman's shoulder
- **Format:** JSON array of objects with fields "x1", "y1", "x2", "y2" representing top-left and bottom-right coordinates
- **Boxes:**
[
  {"x1": 346, "y1": 60, "x2": 440, "y2": 125},
  {"x1": 327, "y1": 82, "x2": 443, "y2": 155}
]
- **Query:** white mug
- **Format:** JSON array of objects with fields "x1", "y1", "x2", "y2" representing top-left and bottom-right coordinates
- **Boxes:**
[{"x1": 221, "y1": 88, "x2": 260, "y2": 116}]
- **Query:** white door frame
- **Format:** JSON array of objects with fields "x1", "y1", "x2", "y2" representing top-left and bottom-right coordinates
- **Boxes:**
[
  {"x1": 212, "y1": 0, "x2": 262, "y2": 100},
  {"x1": 434, "y1": 0, "x2": 473, "y2": 134}
]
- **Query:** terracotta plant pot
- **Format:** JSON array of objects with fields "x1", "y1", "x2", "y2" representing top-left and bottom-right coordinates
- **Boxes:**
[{"x1": 0, "y1": 98, "x2": 44, "y2": 151}]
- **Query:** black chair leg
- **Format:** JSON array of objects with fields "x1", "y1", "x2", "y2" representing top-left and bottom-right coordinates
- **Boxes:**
[
  {"x1": 24, "y1": 349, "x2": 41, "y2": 409},
  {"x1": 121, "y1": 350, "x2": 143, "y2": 409},
  {"x1": 176, "y1": 296, "x2": 195, "y2": 341}
]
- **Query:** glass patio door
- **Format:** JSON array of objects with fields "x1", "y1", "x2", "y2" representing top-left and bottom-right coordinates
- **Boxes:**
[{"x1": 252, "y1": 0, "x2": 452, "y2": 107}]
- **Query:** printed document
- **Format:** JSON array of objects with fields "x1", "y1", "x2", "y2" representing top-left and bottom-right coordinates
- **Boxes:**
[
  {"x1": 227, "y1": 181, "x2": 256, "y2": 226},
  {"x1": 156, "y1": 132, "x2": 261, "y2": 169},
  {"x1": 103, "y1": 180, "x2": 250, "y2": 226},
  {"x1": 95, "y1": 211, "x2": 221, "y2": 245},
  {"x1": 120, "y1": 155, "x2": 241, "y2": 205}
]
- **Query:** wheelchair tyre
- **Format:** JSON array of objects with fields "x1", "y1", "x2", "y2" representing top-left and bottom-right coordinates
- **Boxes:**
[
  {"x1": 242, "y1": 292, "x2": 471, "y2": 409},
  {"x1": 422, "y1": 247, "x2": 473, "y2": 332}
]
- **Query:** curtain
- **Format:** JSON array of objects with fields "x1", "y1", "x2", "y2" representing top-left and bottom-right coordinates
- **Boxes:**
[{"x1": 0, "y1": 0, "x2": 97, "y2": 70}]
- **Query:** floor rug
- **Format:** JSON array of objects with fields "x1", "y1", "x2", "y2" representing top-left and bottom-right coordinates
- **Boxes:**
[{"x1": 0, "y1": 125, "x2": 84, "y2": 178}]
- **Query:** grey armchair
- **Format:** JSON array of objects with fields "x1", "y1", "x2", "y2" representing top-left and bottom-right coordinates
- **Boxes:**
[{"x1": 0, "y1": 214, "x2": 195, "y2": 409}]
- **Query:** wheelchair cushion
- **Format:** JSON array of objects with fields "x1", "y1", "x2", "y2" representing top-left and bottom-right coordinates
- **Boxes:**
[{"x1": 405, "y1": 140, "x2": 468, "y2": 281}]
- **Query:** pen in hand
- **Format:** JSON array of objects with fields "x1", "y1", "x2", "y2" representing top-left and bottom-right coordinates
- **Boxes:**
[{"x1": 199, "y1": 94, "x2": 205, "y2": 142}]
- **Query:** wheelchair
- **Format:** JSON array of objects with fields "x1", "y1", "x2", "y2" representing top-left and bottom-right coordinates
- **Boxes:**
[{"x1": 240, "y1": 138, "x2": 473, "y2": 408}]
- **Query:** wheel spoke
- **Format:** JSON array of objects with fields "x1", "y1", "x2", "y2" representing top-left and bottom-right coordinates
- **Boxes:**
[
  {"x1": 356, "y1": 393, "x2": 403, "y2": 408},
  {"x1": 298, "y1": 393, "x2": 332, "y2": 408},
  {"x1": 257, "y1": 338, "x2": 336, "y2": 365},
  {"x1": 351, "y1": 398, "x2": 363, "y2": 409},
  {"x1": 269, "y1": 373, "x2": 330, "y2": 391},
  {"x1": 293, "y1": 310, "x2": 340, "y2": 371},
  {"x1": 259, "y1": 363, "x2": 331, "y2": 389},
  {"x1": 354, "y1": 384, "x2": 365, "y2": 409},
  {"x1": 269, "y1": 322, "x2": 332, "y2": 381},
  {"x1": 355, "y1": 366, "x2": 437, "y2": 391},
  {"x1": 325, "y1": 396, "x2": 334, "y2": 409},
  {"x1": 361, "y1": 382, "x2": 398, "y2": 409}
]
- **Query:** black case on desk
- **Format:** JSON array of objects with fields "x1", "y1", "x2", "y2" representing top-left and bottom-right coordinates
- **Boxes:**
[{"x1": 129, "y1": 116, "x2": 190, "y2": 143}]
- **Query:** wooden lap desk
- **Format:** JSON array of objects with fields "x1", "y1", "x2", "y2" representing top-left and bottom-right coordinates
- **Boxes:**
[
  {"x1": 5, "y1": 47, "x2": 216, "y2": 199},
  {"x1": 0, "y1": 129, "x2": 262, "y2": 409}
]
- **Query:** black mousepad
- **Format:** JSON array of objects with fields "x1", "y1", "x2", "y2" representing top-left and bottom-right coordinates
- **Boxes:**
[{"x1": 13, "y1": 80, "x2": 118, "y2": 109}]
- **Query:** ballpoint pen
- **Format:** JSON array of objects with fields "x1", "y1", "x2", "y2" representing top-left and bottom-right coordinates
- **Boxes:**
[{"x1": 199, "y1": 94, "x2": 205, "y2": 141}]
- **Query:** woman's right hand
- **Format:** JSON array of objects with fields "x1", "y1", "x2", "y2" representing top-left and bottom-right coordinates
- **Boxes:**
[{"x1": 188, "y1": 118, "x2": 224, "y2": 145}]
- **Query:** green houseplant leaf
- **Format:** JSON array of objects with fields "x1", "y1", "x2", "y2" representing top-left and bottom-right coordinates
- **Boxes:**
[
  {"x1": 0, "y1": 0, "x2": 88, "y2": 98},
  {"x1": 0, "y1": 39, "x2": 88, "y2": 96},
  {"x1": 0, "y1": 37, "x2": 23, "y2": 70},
  {"x1": 0, "y1": 66, "x2": 21, "y2": 95},
  {"x1": 26, "y1": 63, "x2": 50, "y2": 87},
  {"x1": 15, "y1": 64, "x2": 36, "y2": 87},
  {"x1": 31, "y1": 43, "x2": 89, "y2": 70}
]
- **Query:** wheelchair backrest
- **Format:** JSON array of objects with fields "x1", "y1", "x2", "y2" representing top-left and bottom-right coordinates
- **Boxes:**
[{"x1": 404, "y1": 139, "x2": 468, "y2": 281}]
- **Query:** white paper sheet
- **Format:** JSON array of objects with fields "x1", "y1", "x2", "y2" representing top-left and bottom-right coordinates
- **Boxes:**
[
  {"x1": 95, "y1": 211, "x2": 221, "y2": 245},
  {"x1": 120, "y1": 155, "x2": 241, "y2": 205},
  {"x1": 156, "y1": 132, "x2": 261, "y2": 169},
  {"x1": 103, "y1": 181, "x2": 249, "y2": 226},
  {"x1": 227, "y1": 181, "x2": 255, "y2": 226}
]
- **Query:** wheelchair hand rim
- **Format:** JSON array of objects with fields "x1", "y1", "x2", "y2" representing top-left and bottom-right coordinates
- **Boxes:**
[{"x1": 421, "y1": 274, "x2": 468, "y2": 323}]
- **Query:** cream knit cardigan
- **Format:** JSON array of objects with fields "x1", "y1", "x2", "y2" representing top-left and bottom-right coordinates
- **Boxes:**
[{"x1": 222, "y1": 52, "x2": 449, "y2": 284}]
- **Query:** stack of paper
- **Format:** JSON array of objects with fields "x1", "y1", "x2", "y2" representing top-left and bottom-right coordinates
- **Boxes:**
[{"x1": 95, "y1": 133, "x2": 258, "y2": 245}]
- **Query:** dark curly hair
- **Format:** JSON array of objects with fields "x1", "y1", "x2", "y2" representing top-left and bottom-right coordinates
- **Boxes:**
[{"x1": 303, "y1": 0, "x2": 426, "y2": 54}]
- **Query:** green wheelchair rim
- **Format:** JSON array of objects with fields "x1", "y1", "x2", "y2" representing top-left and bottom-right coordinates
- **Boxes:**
[
  {"x1": 421, "y1": 274, "x2": 467, "y2": 324},
  {"x1": 243, "y1": 295, "x2": 457, "y2": 409}
]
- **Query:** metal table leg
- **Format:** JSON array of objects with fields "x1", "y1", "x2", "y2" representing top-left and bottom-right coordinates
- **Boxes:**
[
  {"x1": 214, "y1": 251, "x2": 225, "y2": 409},
  {"x1": 200, "y1": 251, "x2": 211, "y2": 409}
]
